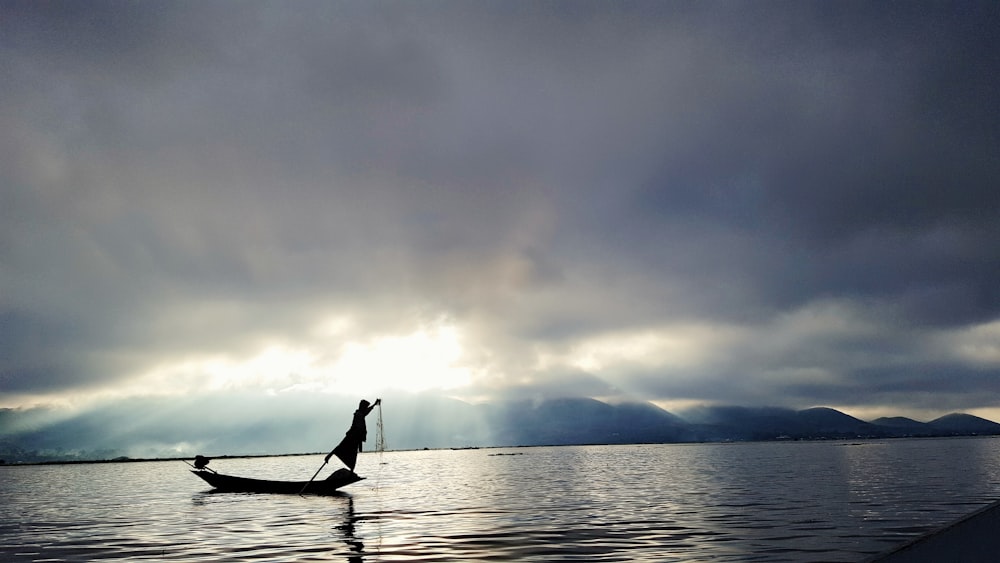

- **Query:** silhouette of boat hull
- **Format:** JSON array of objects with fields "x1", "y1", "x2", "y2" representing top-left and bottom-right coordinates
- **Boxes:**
[{"x1": 191, "y1": 468, "x2": 364, "y2": 494}]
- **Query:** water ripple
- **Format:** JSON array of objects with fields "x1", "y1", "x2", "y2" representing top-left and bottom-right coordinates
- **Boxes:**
[{"x1": 3, "y1": 438, "x2": 1000, "y2": 561}]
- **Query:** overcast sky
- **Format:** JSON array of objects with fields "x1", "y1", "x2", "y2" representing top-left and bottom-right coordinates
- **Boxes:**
[{"x1": 3, "y1": 1, "x2": 1000, "y2": 423}]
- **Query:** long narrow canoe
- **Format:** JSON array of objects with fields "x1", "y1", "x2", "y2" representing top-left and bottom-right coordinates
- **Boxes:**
[{"x1": 191, "y1": 467, "x2": 364, "y2": 495}]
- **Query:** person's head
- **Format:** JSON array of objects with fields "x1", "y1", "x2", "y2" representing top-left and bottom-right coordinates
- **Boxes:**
[{"x1": 359, "y1": 400, "x2": 370, "y2": 409}]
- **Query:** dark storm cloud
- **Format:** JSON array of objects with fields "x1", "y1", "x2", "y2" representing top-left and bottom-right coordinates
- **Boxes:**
[
  {"x1": 1, "y1": 1, "x2": 999, "y2": 419},
  {"x1": 578, "y1": 3, "x2": 1000, "y2": 325}
]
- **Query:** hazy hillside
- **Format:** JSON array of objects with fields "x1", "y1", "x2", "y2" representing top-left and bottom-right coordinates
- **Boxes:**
[
  {"x1": 796, "y1": 407, "x2": 875, "y2": 436},
  {"x1": 678, "y1": 405, "x2": 884, "y2": 441},
  {"x1": 870, "y1": 416, "x2": 927, "y2": 429},
  {"x1": 927, "y1": 413, "x2": 1000, "y2": 434},
  {"x1": 3, "y1": 396, "x2": 1000, "y2": 463},
  {"x1": 869, "y1": 416, "x2": 933, "y2": 436},
  {"x1": 483, "y1": 398, "x2": 690, "y2": 446}
]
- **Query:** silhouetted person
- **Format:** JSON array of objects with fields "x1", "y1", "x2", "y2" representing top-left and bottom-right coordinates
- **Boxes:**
[{"x1": 326, "y1": 398, "x2": 381, "y2": 472}]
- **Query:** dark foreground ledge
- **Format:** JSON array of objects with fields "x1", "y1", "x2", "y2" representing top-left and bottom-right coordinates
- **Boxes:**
[{"x1": 866, "y1": 499, "x2": 1000, "y2": 562}]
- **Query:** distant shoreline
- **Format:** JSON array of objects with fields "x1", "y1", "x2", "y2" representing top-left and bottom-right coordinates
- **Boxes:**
[
  {"x1": 0, "y1": 451, "x2": 320, "y2": 467},
  {"x1": 4, "y1": 434, "x2": 998, "y2": 467}
]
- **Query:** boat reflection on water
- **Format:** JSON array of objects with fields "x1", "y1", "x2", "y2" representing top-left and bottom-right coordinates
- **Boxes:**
[{"x1": 189, "y1": 485, "x2": 369, "y2": 562}]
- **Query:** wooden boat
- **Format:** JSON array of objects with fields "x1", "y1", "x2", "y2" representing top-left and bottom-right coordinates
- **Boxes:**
[{"x1": 191, "y1": 467, "x2": 364, "y2": 495}]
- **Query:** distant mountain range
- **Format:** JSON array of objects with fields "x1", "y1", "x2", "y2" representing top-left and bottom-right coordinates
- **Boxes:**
[
  {"x1": 483, "y1": 399, "x2": 1000, "y2": 446},
  {"x1": 3, "y1": 396, "x2": 1000, "y2": 463}
]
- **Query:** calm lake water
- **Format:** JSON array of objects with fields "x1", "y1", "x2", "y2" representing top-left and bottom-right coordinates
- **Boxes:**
[{"x1": 2, "y1": 437, "x2": 1000, "y2": 562}]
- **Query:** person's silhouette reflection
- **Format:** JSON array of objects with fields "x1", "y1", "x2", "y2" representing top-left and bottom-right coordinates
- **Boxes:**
[{"x1": 335, "y1": 495, "x2": 364, "y2": 563}]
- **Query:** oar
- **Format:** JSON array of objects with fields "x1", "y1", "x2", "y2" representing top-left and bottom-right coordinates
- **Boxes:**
[{"x1": 299, "y1": 458, "x2": 327, "y2": 495}]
